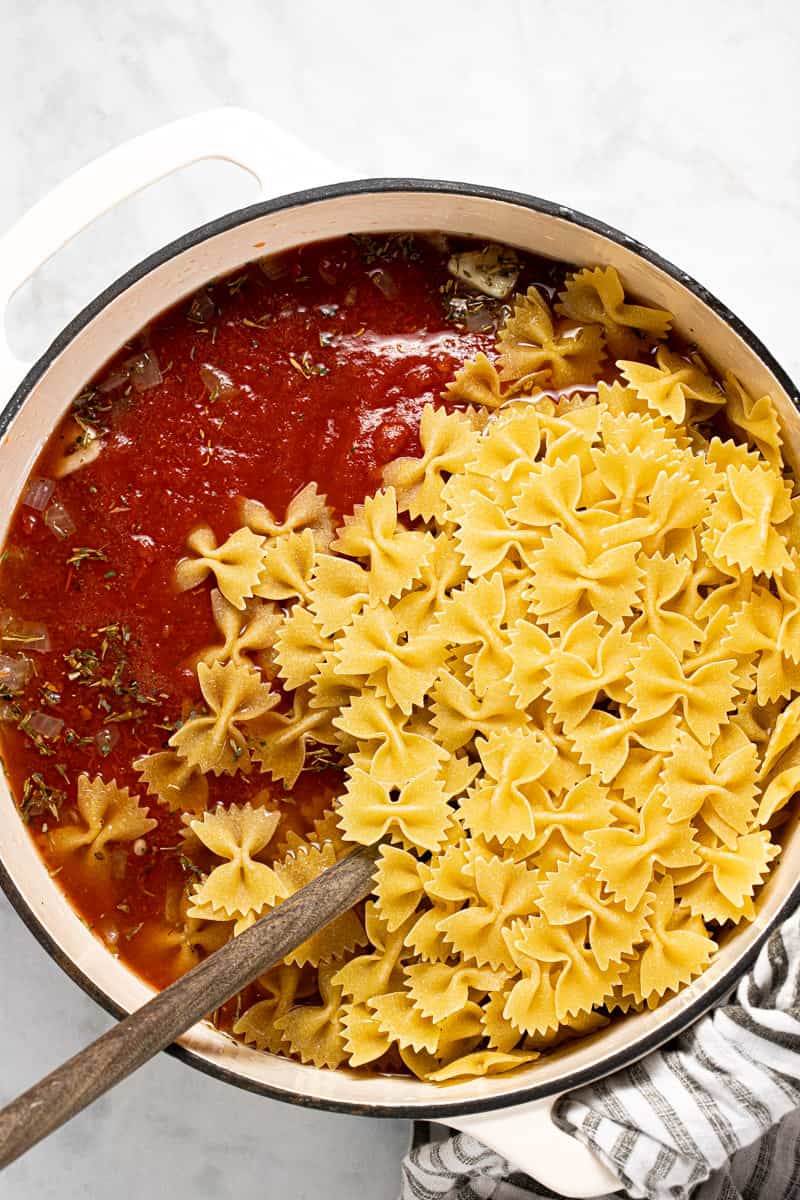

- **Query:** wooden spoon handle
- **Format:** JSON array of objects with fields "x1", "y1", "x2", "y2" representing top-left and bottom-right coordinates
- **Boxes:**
[{"x1": 0, "y1": 841, "x2": 380, "y2": 1170}]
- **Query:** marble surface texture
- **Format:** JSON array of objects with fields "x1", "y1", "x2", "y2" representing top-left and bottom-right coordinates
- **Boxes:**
[{"x1": 2, "y1": 1, "x2": 800, "y2": 1196}]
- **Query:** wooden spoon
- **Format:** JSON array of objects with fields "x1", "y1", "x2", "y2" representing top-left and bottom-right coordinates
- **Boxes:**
[{"x1": 0, "y1": 840, "x2": 381, "y2": 1170}]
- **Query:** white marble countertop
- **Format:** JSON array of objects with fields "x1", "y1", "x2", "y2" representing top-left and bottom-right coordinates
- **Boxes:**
[{"x1": 2, "y1": 1, "x2": 800, "y2": 1196}]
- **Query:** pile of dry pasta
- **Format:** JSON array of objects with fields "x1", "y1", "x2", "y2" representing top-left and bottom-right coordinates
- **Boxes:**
[{"x1": 54, "y1": 267, "x2": 800, "y2": 1082}]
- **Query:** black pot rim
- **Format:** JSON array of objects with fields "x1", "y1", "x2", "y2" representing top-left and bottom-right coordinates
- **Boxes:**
[{"x1": 2, "y1": 176, "x2": 799, "y2": 1122}]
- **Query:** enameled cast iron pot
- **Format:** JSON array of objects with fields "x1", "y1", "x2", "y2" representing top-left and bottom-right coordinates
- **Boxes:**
[{"x1": 2, "y1": 109, "x2": 800, "y2": 1199}]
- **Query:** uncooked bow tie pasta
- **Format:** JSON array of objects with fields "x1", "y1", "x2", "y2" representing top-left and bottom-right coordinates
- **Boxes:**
[{"x1": 1, "y1": 233, "x2": 796, "y2": 1083}]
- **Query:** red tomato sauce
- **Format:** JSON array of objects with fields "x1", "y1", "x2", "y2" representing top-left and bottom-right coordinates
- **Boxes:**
[{"x1": 0, "y1": 233, "x2": 567, "y2": 993}]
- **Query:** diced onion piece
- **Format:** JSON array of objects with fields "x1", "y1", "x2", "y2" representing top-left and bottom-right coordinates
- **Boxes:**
[
  {"x1": 368, "y1": 267, "x2": 397, "y2": 299},
  {"x1": 95, "y1": 726, "x2": 120, "y2": 757},
  {"x1": 26, "y1": 711, "x2": 64, "y2": 739},
  {"x1": 259, "y1": 254, "x2": 289, "y2": 280},
  {"x1": 0, "y1": 653, "x2": 33, "y2": 695},
  {"x1": 44, "y1": 499, "x2": 77, "y2": 540},
  {"x1": 97, "y1": 367, "x2": 130, "y2": 394},
  {"x1": 199, "y1": 363, "x2": 237, "y2": 400},
  {"x1": 419, "y1": 231, "x2": 450, "y2": 254},
  {"x1": 318, "y1": 260, "x2": 337, "y2": 285},
  {"x1": 0, "y1": 612, "x2": 51, "y2": 652},
  {"x1": 23, "y1": 478, "x2": 55, "y2": 511},
  {"x1": 447, "y1": 244, "x2": 520, "y2": 299},
  {"x1": 446, "y1": 295, "x2": 508, "y2": 333},
  {"x1": 188, "y1": 291, "x2": 216, "y2": 323},
  {"x1": 127, "y1": 350, "x2": 162, "y2": 392}
]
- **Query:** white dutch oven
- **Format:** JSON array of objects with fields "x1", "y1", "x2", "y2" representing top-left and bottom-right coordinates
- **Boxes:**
[{"x1": 2, "y1": 108, "x2": 800, "y2": 1199}]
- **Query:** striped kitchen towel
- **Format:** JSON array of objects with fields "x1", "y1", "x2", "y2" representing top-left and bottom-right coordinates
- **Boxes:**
[{"x1": 400, "y1": 906, "x2": 800, "y2": 1199}]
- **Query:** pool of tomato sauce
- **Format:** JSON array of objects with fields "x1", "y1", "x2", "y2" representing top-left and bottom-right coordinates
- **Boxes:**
[{"x1": 0, "y1": 233, "x2": 572, "y2": 1038}]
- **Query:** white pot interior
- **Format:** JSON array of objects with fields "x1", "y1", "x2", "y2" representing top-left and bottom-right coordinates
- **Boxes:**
[{"x1": 2, "y1": 187, "x2": 799, "y2": 1115}]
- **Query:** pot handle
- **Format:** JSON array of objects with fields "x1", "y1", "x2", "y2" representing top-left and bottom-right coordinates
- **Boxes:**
[
  {"x1": 0, "y1": 107, "x2": 348, "y2": 398},
  {"x1": 445, "y1": 1095, "x2": 620, "y2": 1199}
]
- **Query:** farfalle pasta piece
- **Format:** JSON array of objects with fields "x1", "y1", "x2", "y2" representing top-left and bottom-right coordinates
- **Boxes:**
[
  {"x1": 629, "y1": 554, "x2": 702, "y2": 653},
  {"x1": 425, "y1": 1048, "x2": 539, "y2": 1083},
  {"x1": 334, "y1": 603, "x2": 447, "y2": 715},
  {"x1": 589, "y1": 788, "x2": 700, "y2": 910},
  {"x1": 274, "y1": 963, "x2": 348, "y2": 1069},
  {"x1": 677, "y1": 829, "x2": 779, "y2": 925},
  {"x1": 507, "y1": 617, "x2": 553, "y2": 708},
  {"x1": 273, "y1": 840, "x2": 366, "y2": 967},
  {"x1": 307, "y1": 644, "x2": 362, "y2": 717},
  {"x1": 334, "y1": 691, "x2": 447, "y2": 784},
  {"x1": 724, "y1": 585, "x2": 800, "y2": 706},
  {"x1": 460, "y1": 729, "x2": 557, "y2": 844},
  {"x1": 369, "y1": 990, "x2": 484, "y2": 1056},
  {"x1": 510, "y1": 455, "x2": 590, "y2": 536},
  {"x1": 373, "y1": 845, "x2": 430, "y2": 931},
  {"x1": 141, "y1": 883, "x2": 234, "y2": 976},
  {"x1": 187, "y1": 803, "x2": 285, "y2": 924},
  {"x1": 723, "y1": 373, "x2": 783, "y2": 470},
  {"x1": 527, "y1": 525, "x2": 643, "y2": 634},
  {"x1": 467, "y1": 404, "x2": 545, "y2": 486},
  {"x1": 333, "y1": 901, "x2": 413, "y2": 1003},
  {"x1": 170, "y1": 660, "x2": 279, "y2": 775},
  {"x1": 540, "y1": 404, "x2": 603, "y2": 469},
  {"x1": 273, "y1": 602, "x2": 331, "y2": 691},
  {"x1": 383, "y1": 404, "x2": 478, "y2": 522},
  {"x1": 391, "y1": 531, "x2": 468, "y2": 630},
  {"x1": 587, "y1": 442, "x2": 670, "y2": 519},
  {"x1": 568, "y1": 706, "x2": 677, "y2": 782},
  {"x1": 133, "y1": 749, "x2": 209, "y2": 815},
  {"x1": 523, "y1": 1008, "x2": 610, "y2": 1052},
  {"x1": 628, "y1": 624, "x2": 738, "y2": 747},
  {"x1": 524, "y1": 777, "x2": 616, "y2": 863},
  {"x1": 704, "y1": 463, "x2": 793, "y2": 577},
  {"x1": 49, "y1": 774, "x2": 157, "y2": 861},
  {"x1": 661, "y1": 726, "x2": 757, "y2": 845},
  {"x1": 621, "y1": 877, "x2": 716, "y2": 1008},
  {"x1": 241, "y1": 481, "x2": 334, "y2": 549},
  {"x1": 776, "y1": 561, "x2": 800, "y2": 664},
  {"x1": 331, "y1": 487, "x2": 434, "y2": 603},
  {"x1": 340, "y1": 1001, "x2": 394, "y2": 1067},
  {"x1": 536, "y1": 852, "x2": 653, "y2": 970},
  {"x1": 503, "y1": 917, "x2": 627, "y2": 1034},
  {"x1": 444, "y1": 351, "x2": 504, "y2": 408},
  {"x1": 596, "y1": 380, "x2": 651, "y2": 419},
  {"x1": 437, "y1": 854, "x2": 541, "y2": 970},
  {"x1": 197, "y1": 589, "x2": 282, "y2": 670},
  {"x1": 404, "y1": 961, "x2": 508, "y2": 1023},
  {"x1": 308, "y1": 553, "x2": 370, "y2": 637},
  {"x1": 249, "y1": 689, "x2": 339, "y2": 788},
  {"x1": 174, "y1": 524, "x2": 265, "y2": 609},
  {"x1": 254, "y1": 528, "x2": 316, "y2": 601},
  {"x1": 556, "y1": 266, "x2": 672, "y2": 355},
  {"x1": 436, "y1": 573, "x2": 511, "y2": 696},
  {"x1": 338, "y1": 765, "x2": 452, "y2": 852},
  {"x1": 497, "y1": 286, "x2": 605, "y2": 389},
  {"x1": 430, "y1": 670, "x2": 526, "y2": 752},
  {"x1": 759, "y1": 694, "x2": 800, "y2": 779},
  {"x1": 452, "y1": 487, "x2": 540, "y2": 578},
  {"x1": 233, "y1": 963, "x2": 303, "y2": 1054},
  {"x1": 758, "y1": 763, "x2": 800, "y2": 827},
  {"x1": 545, "y1": 615, "x2": 631, "y2": 732},
  {"x1": 619, "y1": 346, "x2": 724, "y2": 424}
]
